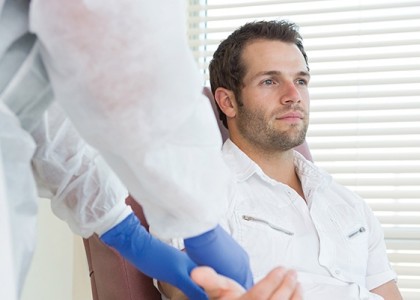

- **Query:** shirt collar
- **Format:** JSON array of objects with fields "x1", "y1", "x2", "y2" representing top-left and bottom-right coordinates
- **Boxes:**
[
  {"x1": 222, "y1": 138, "x2": 331, "y2": 188},
  {"x1": 222, "y1": 139, "x2": 261, "y2": 182},
  {"x1": 293, "y1": 151, "x2": 331, "y2": 192}
]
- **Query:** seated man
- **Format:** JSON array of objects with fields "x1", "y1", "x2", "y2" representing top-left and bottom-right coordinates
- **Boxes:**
[{"x1": 157, "y1": 20, "x2": 402, "y2": 300}]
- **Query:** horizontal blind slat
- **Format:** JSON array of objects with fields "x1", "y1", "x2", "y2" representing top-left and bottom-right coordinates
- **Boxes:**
[
  {"x1": 384, "y1": 228, "x2": 420, "y2": 239},
  {"x1": 379, "y1": 215, "x2": 420, "y2": 225},
  {"x1": 310, "y1": 77, "x2": 420, "y2": 87},
  {"x1": 189, "y1": 0, "x2": 334, "y2": 11},
  {"x1": 189, "y1": 1, "x2": 420, "y2": 22},
  {"x1": 308, "y1": 139, "x2": 420, "y2": 149},
  {"x1": 309, "y1": 113, "x2": 420, "y2": 123},
  {"x1": 393, "y1": 276, "x2": 420, "y2": 288},
  {"x1": 310, "y1": 51, "x2": 420, "y2": 63},
  {"x1": 334, "y1": 177, "x2": 420, "y2": 186},
  {"x1": 393, "y1": 264, "x2": 420, "y2": 274},
  {"x1": 387, "y1": 240, "x2": 420, "y2": 251},
  {"x1": 311, "y1": 64, "x2": 420, "y2": 75},
  {"x1": 309, "y1": 127, "x2": 420, "y2": 136},
  {"x1": 368, "y1": 202, "x2": 420, "y2": 212},
  {"x1": 311, "y1": 101, "x2": 420, "y2": 112},
  {"x1": 306, "y1": 39, "x2": 420, "y2": 51},
  {"x1": 397, "y1": 289, "x2": 420, "y2": 300},
  {"x1": 293, "y1": 13, "x2": 420, "y2": 27},
  {"x1": 302, "y1": 25, "x2": 420, "y2": 39},
  {"x1": 318, "y1": 165, "x2": 420, "y2": 174},
  {"x1": 352, "y1": 190, "x2": 420, "y2": 198},
  {"x1": 310, "y1": 89, "x2": 420, "y2": 100},
  {"x1": 314, "y1": 154, "x2": 420, "y2": 162}
]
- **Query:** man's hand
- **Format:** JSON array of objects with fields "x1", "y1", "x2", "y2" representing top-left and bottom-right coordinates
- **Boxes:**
[{"x1": 191, "y1": 266, "x2": 302, "y2": 300}]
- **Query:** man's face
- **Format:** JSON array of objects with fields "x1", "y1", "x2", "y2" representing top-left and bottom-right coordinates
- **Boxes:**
[{"x1": 235, "y1": 39, "x2": 310, "y2": 152}]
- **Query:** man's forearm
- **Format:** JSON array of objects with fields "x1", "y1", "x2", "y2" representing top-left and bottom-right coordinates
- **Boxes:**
[{"x1": 370, "y1": 280, "x2": 402, "y2": 300}]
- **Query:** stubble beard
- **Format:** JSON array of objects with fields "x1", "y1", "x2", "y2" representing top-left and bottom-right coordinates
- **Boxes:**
[{"x1": 236, "y1": 104, "x2": 308, "y2": 153}]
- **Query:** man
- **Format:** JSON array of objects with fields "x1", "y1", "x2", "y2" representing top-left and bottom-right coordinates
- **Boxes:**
[
  {"x1": 209, "y1": 20, "x2": 402, "y2": 300},
  {"x1": 159, "y1": 20, "x2": 402, "y2": 300}
]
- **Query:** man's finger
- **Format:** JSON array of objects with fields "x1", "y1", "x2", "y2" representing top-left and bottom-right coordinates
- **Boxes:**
[
  {"x1": 291, "y1": 283, "x2": 303, "y2": 300},
  {"x1": 242, "y1": 267, "x2": 289, "y2": 299},
  {"x1": 191, "y1": 266, "x2": 244, "y2": 299},
  {"x1": 270, "y1": 270, "x2": 299, "y2": 300}
]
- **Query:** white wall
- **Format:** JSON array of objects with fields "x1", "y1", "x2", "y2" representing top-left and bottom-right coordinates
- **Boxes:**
[{"x1": 21, "y1": 199, "x2": 92, "y2": 300}]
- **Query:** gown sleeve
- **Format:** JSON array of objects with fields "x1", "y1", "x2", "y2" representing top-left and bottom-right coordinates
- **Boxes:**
[
  {"x1": 29, "y1": 0, "x2": 230, "y2": 238},
  {"x1": 31, "y1": 102, "x2": 131, "y2": 238}
]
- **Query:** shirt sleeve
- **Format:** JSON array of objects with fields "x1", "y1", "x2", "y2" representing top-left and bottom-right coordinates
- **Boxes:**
[
  {"x1": 31, "y1": 102, "x2": 131, "y2": 238},
  {"x1": 28, "y1": 0, "x2": 230, "y2": 239},
  {"x1": 363, "y1": 202, "x2": 397, "y2": 290}
]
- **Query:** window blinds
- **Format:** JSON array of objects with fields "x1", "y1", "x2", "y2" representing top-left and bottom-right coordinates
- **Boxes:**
[{"x1": 187, "y1": 1, "x2": 420, "y2": 299}]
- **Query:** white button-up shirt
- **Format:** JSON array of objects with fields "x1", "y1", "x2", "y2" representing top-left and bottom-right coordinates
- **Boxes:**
[{"x1": 221, "y1": 139, "x2": 396, "y2": 300}]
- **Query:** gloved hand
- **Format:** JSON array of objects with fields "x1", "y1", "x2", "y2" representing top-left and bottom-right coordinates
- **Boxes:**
[
  {"x1": 100, "y1": 213, "x2": 208, "y2": 300},
  {"x1": 184, "y1": 225, "x2": 254, "y2": 290}
]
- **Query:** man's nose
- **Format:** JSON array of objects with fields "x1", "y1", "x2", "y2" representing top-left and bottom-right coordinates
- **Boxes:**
[{"x1": 280, "y1": 82, "x2": 301, "y2": 104}]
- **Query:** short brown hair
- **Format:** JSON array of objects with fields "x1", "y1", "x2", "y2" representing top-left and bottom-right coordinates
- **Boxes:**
[{"x1": 209, "y1": 20, "x2": 309, "y2": 128}]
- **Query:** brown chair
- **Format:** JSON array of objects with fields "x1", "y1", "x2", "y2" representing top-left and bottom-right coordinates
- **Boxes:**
[
  {"x1": 83, "y1": 87, "x2": 313, "y2": 300},
  {"x1": 83, "y1": 197, "x2": 161, "y2": 300}
]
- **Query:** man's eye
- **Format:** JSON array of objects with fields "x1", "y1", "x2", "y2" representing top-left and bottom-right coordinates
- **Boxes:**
[
  {"x1": 262, "y1": 79, "x2": 274, "y2": 85},
  {"x1": 297, "y1": 79, "x2": 308, "y2": 85}
]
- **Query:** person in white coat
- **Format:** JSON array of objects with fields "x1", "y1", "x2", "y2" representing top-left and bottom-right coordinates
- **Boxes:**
[{"x1": 0, "y1": 0, "x2": 253, "y2": 299}]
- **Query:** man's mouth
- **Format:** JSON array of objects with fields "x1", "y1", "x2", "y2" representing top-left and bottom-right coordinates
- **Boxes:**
[{"x1": 276, "y1": 111, "x2": 304, "y2": 121}]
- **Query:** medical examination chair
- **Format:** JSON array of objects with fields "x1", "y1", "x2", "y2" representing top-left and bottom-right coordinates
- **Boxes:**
[
  {"x1": 83, "y1": 196, "x2": 161, "y2": 300},
  {"x1": 83, "y1": 88, "x2": 312, "y2": 300}
]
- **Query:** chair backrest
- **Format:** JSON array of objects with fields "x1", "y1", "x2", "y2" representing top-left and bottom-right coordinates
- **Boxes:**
[
  {"x1": 83, "y1": 196, "x2": 161, "y2": 300},
  {"x1": 83, "y1": 88, "x2": 313, "y2": 300}
]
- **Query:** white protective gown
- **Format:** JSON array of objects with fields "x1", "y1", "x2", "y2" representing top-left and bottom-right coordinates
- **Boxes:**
[
  {"x1": 0, "y1": 0, "x2": 230, "y2": 298},
  {"x1": 31, "y1": 103, "x2": 130, "y2": 239}
]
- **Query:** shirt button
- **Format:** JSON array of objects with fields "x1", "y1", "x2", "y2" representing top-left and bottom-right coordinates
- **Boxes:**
[{"x1": 334, "y1": 269, "x2": 341, "y2": 275}]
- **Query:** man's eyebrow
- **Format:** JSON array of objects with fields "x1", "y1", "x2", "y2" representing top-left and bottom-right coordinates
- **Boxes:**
[
  {"x1": 250, "y1": 70, "x2": 281, "y2": 80},
  {"x1": 249, "y1": 70, "x2": 311, "y2": 81},
  {"x1": 298, "y1": 70, "x2": 311, "y2": 79}
]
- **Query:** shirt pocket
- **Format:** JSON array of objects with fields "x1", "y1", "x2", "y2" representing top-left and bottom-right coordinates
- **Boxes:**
[
  {"x1": 241, "y1": 215, "x2": 294, "y2": 236},
  {"x1": 328, "y1": 204, "x2": 369, "y2": 275},
  {"x1": 232, "y1": 208, "x2": 295, "y2": 280}
]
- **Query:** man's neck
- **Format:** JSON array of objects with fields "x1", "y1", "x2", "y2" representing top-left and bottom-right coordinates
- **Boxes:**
[{"x1": 231, "y1": 138, "x2": 306, "y2": 201}]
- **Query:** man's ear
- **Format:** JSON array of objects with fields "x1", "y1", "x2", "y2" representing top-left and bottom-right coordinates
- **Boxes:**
[{"x1": 214, "y1": 87, "x2": 237, "y2": 118}]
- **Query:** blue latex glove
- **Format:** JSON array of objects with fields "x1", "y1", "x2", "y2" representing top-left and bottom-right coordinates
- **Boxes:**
[
  {"x1": 184, "y1": 225, "x2": 254, "y2": 290},
  {"x1": 100, "y1": 213, "x2": 208, "y2": 300}
]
